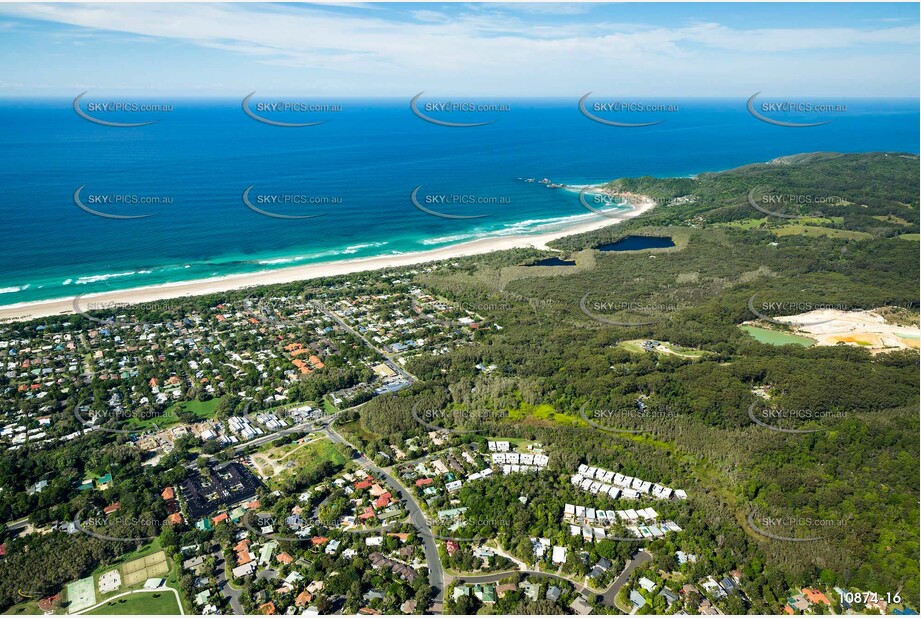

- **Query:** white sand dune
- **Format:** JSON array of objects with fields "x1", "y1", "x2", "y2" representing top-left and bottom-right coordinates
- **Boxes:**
[{"x1": 0, "y1": 197, "x2": 656, "y2": 324}]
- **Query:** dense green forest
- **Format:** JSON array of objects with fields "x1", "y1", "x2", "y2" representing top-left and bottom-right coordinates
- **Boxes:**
[{"x1": 354, "y1": 152, "x2": 920, "y2": 607}]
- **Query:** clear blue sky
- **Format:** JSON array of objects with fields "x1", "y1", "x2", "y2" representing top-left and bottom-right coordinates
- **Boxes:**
[{"x1": 0, "y1": 2, "x2": 917, "y2": 97}]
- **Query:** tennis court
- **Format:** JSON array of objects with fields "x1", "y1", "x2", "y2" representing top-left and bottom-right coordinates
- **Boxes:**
[
  {"x1": 66, "y1": 577, "x2": 96, "y2": 614},
  {"x1": 121, "y1": 551, "x2": 168, "y2": 587}
]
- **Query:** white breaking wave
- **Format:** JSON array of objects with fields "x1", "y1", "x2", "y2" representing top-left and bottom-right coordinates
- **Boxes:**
[
  {"x1": 74, "y1": 270, "x2": 151, "y2": 285},
  {"x1": 342, "y1": 241, "x2": 389, "y2": 254},
  {"x1": 420, "y1": 210, "x2": 626, "y2": 247}
]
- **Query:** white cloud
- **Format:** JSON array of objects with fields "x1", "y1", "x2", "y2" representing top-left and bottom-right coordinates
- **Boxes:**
[{"x1": 0, "y1": 3, "x2": 916, "y2": 96}]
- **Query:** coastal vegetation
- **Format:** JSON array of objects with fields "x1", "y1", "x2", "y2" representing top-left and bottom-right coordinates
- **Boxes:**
[{"x1": 0, "y1": 152, "x2": 917, "y2": 612}]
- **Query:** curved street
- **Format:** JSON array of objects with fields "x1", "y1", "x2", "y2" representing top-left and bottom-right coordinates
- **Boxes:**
[
  {"x1": 453, "y1": 549, "x2": 653, "y2": 609},
  {"x1": 322, "y1": 423, "x2": 446, "y2": 609}
]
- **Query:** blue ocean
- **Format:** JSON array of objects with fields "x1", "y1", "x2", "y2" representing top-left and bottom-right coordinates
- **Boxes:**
[{"x1": 0, "y1": 97, "x2": 917, "y2": 306}]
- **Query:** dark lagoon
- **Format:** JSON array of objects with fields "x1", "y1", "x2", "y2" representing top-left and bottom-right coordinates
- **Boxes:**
[
  {"x1": 597, "y1": 236, "x2": 676, "y2": 251},
  {"x1": 528, "y1": 257, "x2": 576, "y2": 267}
]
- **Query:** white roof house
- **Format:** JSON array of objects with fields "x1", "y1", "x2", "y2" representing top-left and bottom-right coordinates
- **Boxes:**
[{"x1": 552, "y1": 546, "x2": 567, "y2": 564}]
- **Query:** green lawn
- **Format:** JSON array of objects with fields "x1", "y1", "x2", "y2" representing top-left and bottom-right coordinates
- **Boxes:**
[
  {"x1": 506, "y1": 402, "x2": 585, "y2": 427},
  {"x1": 773, "y1": 225, "x2": 873, "y2": 240},
  {"x1": 87, "y1": 592, "x2": 180, "y2": 615},
  {"x1": 125, "y1": 398, "x2": 222, "y2": 430},
  {"x1": 618, "y1": 339, "x2": 707, "y2": 359},
  {"x1": 898, "y1": 233, "x2": 920, "y2": 241},
  {"x1": 2, "y1": 600, "x2": 46, "y2": 615},
  {"x1": 260, "y1": 437, "x2": 348, "y2": 488},
  {"x1": 336, "y1": 419, "x2": 379, "y2": 444}
]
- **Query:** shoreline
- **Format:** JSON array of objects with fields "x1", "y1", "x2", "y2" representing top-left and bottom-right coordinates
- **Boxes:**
[{"x1": 0, "y1": 192, "x2": 655, "y2": 323}]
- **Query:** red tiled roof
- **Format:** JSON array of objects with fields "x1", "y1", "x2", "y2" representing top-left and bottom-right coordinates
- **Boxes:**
[
  {"x1": 277, "y1": 552, "x2": 294, "y2": 565},
  {"x1": 374, "y1": 493, "x2": 392, "y2": 509},
  {"x1": 295, "y1": 591, "x2": 313, "y2": 607}
]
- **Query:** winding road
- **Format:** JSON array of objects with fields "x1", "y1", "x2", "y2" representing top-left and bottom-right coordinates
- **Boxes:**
[
  {"x1": 322, "y1": 422, "x2": 446, "y2": 608},
  {"x1": 212, "y1": 546, "x2": 244, "y2": 615},
  {"x1": 453, "y1": 549, "x2": 653, "y2": 608}
]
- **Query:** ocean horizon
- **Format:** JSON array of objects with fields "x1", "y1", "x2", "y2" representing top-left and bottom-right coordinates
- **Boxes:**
[{"x1": 1, "y1": 96, "x2": 918, "y2": 306}]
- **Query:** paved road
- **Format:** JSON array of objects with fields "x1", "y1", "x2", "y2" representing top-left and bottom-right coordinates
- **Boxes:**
[
  {"x1": 452, "y1": 549, "x2": 653, "y2": 609},
  {"x1": 323, "y1": 422, "x2": 446, "y2": 609},
  {"x1": 312, "y1": 300, "x2": 416, "y2": 384},
  {"x1": 602, "y1": 550, "x2": 652, "y2": 606},
  {"x1": 456, "y1": 569, "x2": 591, "y2": 591},
  {"x1": 213, "y1": 546, "x2": 244, "y2": 615},
  {"x1": 231, "y1": 413, "x2": 338, "y2": 455}
]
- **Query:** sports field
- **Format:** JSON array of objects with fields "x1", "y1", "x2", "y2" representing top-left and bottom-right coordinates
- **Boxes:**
[
  {"x1": 87, "y1": 591, "x2": 181, "y2": 615},
  {"x1": 121, "y1": 551, "x2": 168, "y2": 587},
  {"x1": 65, "y1": 577, "x2": 96, "y2": 614}
]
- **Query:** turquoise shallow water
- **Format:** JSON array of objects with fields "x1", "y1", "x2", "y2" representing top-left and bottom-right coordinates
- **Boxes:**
[{"x1": 0, "y1": 97, "x2": 917, "y2": 305}]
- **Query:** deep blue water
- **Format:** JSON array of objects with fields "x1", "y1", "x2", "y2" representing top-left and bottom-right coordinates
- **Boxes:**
[
  {"x1": 0, "y1": 97, "x2": 917, "y2": 305},
  {"x1": 598, "y1": 236, "x2": 677, "y2": 251}
]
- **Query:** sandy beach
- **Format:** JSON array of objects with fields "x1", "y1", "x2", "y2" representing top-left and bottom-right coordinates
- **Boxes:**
[{"x1": 0, "y1": 193, "x2": 655, "y2": 323}]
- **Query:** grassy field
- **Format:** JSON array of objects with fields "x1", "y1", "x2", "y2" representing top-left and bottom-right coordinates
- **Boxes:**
[
  {"x1": 898, "y1": 233, "x2": 920, "y2": 240},
  {"x1": 618, "y1": 339, "x2": 708, "y2": 359},
  {"x1": 257, "y1": 437, "x2": 347, "y2": 488},
  {"x1": 715, "y1": 216, "x2": 844, "y2": 230},
  {"x1": 872, "y1": 214, "x2": 913, "y2": 226},
  {"x1": 336, "y1": 419, "x2": 379, "y2": 444},
  {"x1": 322, "y1": 397, "x2": 340, "y2": 414},
  {"x1": 87, "y1": 592, "x2": 180, "y2": 615},
  {"x1": 773, "y1": 224, "x2": 873, "y2": 240},
  {"x1": 506, "y1": 402, "x2": 585, "y2": 427},
  {"x1": 123, "y1": 398, "x2": 221, "y2": 430},
  {"x1": 2, "y1": 601, "x2": 45, "y2": 615}
]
